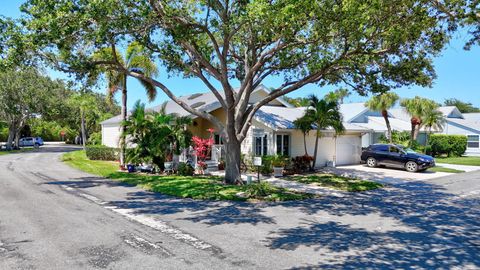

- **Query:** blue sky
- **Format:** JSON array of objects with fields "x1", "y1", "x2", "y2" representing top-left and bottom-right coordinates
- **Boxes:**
[{"x1": 2, "y1": 1, "x2": 479, "y2": 109}]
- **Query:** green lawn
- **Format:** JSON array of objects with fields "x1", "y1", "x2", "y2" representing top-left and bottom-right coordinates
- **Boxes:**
[
  {"x1": 428, "y1": 166, "x2": 465, "y2": 173},
  {"x1": 435, "y1": 156, "x2": 480, "y2": 166},
  {"x1": 61, "y1": 151, "x2": 314, "y2": 201},
  {"x1": 286, "y1": 173, "x2": 382, "y2": 192},
  {"x1": 0, "y1": 148, "x2": 35, "y2": 155}
]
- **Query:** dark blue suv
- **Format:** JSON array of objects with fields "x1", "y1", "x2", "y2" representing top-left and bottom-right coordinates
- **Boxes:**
[{"x1": 361, "y1": 144, "x2": 435, "y2": 172}]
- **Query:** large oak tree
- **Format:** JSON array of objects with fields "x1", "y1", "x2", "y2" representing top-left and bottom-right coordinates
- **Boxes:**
[{"x1": 22, "y1": 0, "x2": 452, "y2": 183}]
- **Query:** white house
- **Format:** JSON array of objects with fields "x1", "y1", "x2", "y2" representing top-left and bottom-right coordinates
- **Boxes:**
[
  {"x1": 349, "y1": 104, "x2": 480, "y2": 155},
  {"x1": 101, "y1": 86, "x2": 369, "y2": 168},
  {"x1": 101, "y1": 87, "x2": 480, "y2": 167}
]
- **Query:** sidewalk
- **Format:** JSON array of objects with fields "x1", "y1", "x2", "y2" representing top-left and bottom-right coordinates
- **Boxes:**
[{"x1": 436, "y1": 163, "x2": 480, "y2": 172}]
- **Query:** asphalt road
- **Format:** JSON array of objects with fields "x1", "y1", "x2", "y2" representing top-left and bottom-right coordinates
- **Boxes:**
[{"x1": 1, "y1": 145, "x2": 480, "y2": 269}]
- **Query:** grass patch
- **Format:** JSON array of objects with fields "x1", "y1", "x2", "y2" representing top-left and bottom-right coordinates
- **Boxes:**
[
  {"x1": 286, "y1": 173, "x2": 382, "y2": 192},
  {"x1": 0, "y1": 148, "x2": 35, "y2": 155},
  {"x1": 435, "y1": 156, "x2": 480, "y2": 166},
  {"x1": 428, "y1": 166, "x2": 464, "y2": 173},
  {"x1": 61, "y1": 150, "x2": 314, "y2": 201},
  {"x1": 62, "y1": 150, "x2": 119, "y2": 177}
]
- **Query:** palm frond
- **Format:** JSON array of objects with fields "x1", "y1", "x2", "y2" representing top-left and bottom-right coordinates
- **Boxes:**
[{"x1": 138, "y1": 78, "x2": 157, "y2": 101}]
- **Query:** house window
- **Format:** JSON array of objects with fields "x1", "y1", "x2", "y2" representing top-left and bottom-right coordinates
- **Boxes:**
[
  {"x1": 214, "y1": 134, "x2": 224, "y2": 145},
  {"x1": 254, "y1": 135, "x2": 268, "y2": 156},
  {"x1": 276, "y1": 134, "x2": 290, "y2": 156},
  {"x1": 467, "y1": 135, "x2": 479, "y2": 148}
]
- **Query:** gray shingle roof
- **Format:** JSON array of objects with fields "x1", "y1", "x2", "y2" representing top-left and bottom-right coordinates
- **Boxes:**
[{"x1": 255, "y1": 106, "x2": 369, "y2": 131}]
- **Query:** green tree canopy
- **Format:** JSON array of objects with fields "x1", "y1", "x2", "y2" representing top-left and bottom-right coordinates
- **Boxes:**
[
  {"x1": 21, "y1": 0, "x2": 453, "y2": 182},
  {"x1": 444, "y1": 98, "x2": 480, "y2": 113},
  {"x1": 0, "y1": 68, "x2": 59, "y2": 148}
]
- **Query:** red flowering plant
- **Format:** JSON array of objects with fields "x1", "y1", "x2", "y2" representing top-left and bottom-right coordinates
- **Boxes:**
[{"x1": 192, "y1": 129, "x2": 215, "y2": 171}]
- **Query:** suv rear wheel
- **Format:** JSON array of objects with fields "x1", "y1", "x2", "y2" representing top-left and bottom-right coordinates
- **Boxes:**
[
  {"x1": 405, "y1": 161, "x2": 418, "y2": 172},
  {"x1": 366, "y1": 157, "x2": 377, "y2": 167}
]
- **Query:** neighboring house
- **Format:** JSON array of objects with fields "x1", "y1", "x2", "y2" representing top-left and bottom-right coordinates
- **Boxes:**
[
  {"x1": 350, "y1": 104, "x2": 480, "y2": 155},
  {"x1": 101, "y1": 86, "x2": 369, "y2": 168},
  {"x1": 442, "y1": 109, "x2": 480, "y2": 156}
]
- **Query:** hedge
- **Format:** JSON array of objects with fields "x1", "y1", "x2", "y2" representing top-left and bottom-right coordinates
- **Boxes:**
[
  {"x1": 428, "y1": 134, "x2": 467, "y2": 157},
  {"x1": 85, "y1": 145, "x2": 119, "y2": 161}
]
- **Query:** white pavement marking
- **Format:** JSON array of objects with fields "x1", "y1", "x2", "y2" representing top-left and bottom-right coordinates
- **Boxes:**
[
  {"x1": 62, "y1": 185, "x2": 214, "y2": 251},
  {"x1": 105, "y1": 206, "x2": 213, "y2": 250},
  {"x1": 458, "y1": 189, "x2": 480, "y2": 198}
]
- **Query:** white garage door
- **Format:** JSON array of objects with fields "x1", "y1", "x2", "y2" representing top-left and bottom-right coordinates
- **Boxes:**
[{"x1": 336, "y1": 135, "x2": 362, "y2": 165}]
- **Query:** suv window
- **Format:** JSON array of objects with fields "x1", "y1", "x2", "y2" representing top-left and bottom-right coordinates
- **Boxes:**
[
  {"x1": 372, "y1": 145, "x2": 389, "y2": 152},
  {"x1": 389, "y1": 146, "x2": 400, "y2": 153}
]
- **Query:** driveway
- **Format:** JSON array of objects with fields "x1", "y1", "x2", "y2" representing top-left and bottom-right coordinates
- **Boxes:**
[
  {"x1": 323, "y1": 164, "x2": 453, "y2": 184},
  {"x1": 1, "y1": 145, "x2": 479, "y2": 269}
]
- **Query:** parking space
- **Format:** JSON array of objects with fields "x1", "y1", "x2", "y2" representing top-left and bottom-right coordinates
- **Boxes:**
[{"x1": 322, "y1": 164, "x2": 453, "y2": 185}]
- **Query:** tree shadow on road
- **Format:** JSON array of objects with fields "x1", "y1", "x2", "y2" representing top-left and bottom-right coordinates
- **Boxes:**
[{"x1": 266, "y1": 181, "x2": 480, "y2": 269}]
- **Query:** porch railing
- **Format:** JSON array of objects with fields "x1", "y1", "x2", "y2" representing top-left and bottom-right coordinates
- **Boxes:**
[{"x1": 211, "y1": 144, "x2": 225, "y2": 162}]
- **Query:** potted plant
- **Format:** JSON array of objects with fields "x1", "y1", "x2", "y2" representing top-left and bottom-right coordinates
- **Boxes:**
[
  {"x1": 272, "y1": 155, "x2": 286, "y2": 177},
  {"x1": 218, "y1": 159, "x2": 225, "y2": 170},
  {"x1": 126, "y1": 164, "x2": 136, "y2": 173},
  {"x1": 196, "y1": 161, "x2": 208, "y2": 174},
  {"x1": 164, "y1": 152, "x2": 174, "y2": 173}
]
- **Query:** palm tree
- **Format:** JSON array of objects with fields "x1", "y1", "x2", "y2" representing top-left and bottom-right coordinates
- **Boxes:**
[
  {"x1": 305, "y1": 95, "x2": 345, "y2": 170},
  {"x1": 325, "y1": 88, "x2": 350, "y2": 104},
  {"x1": 365, "y1": 92, "x2": 399, "y2": 144},
  {"x1": 401, "y1": 96, "x2": 437, "y2": 146},
  {"x1": 422, "y1": 108, "x2": 445, "y2": 148},
  {"x1": 95, "y1": 41, "x2": 159, "y2": 167},
  {"x1": 293, "y1": 116, "x2": 313, "y2": 156}
]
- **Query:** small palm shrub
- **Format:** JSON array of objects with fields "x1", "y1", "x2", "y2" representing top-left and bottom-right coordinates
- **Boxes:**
[
  {"x1": 245, "y1": 182, "x2": 277, "y2": 199},
  {"x1": 177, "y1": 162, "x2": 194, "y2": 176}
]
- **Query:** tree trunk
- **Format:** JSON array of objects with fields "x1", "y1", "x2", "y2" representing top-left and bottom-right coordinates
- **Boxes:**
[
  {"x1": 410, "y1": 119, "x2": 416, "y2": 147},
  {"x1": 224, "y1": 138, "x2": 242, "y2": 184},
  {"x1": 425, "y1": 126, "x2": 431, "y2": 154},
  {"x1": 413, "y1": 123, "x2": 421, "y2": 141},
  {"x1": 303, "y1": 132, "x2": 308, "y2": 156},
  {"x1": 6, "y1": 122, "x2": 16, "y2": 150},
  {"x1": 120, "y1": 79, "x2": 127, "y2": 167},
  {"x1": 382, "y1": 110, "x2": 393, "y2": 144},
  {"x1": 14, "y1": 128, "x2": 21, "y2": 149},
  {"x1": 311, "y1": 130, "x2": 320, "y2": 171},
  {"x1": 80, "y1": 110, "x2": 87, "y2": 150}
]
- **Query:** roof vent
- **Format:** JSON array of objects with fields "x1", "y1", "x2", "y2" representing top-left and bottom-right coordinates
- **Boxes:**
[
  {"x1": 191, "y1": 102, "x2": 206, "y2": 109},
  {"x1": 188, "y1": 93, "x2": 203, "y2": 100}
]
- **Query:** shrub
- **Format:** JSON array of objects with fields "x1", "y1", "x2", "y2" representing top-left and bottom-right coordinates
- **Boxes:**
[
  {"x1": 0, "y1": 127, "x2": 8, "y2": 142},
  {"x1": 260, "y1": 155, "x2": 274, "y2": 174},
  {"x1": 272, "y1": 155, "x2": 288, "y2": 167},
  {"x1": 85, "y1": 145, "x2": 119, "y2": 161},
  {"x1": 88, "y1": 132, "x2": 102, "y2": 145},
  {"x1": 245, "y1": 182, "x2": 276, "y2": 199},
  {"x1": 291, "y1": 155, "x2": 314, "y2": 173},
  {"x1": 429, "y1": 134, "x2": 467, "y2": 157},
  {"x1": 379, "y1": 130, "x2": 410, "y2": 146},
  {"x1": 177, "y1": 162, "x2": 194, "y2": 176}
]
